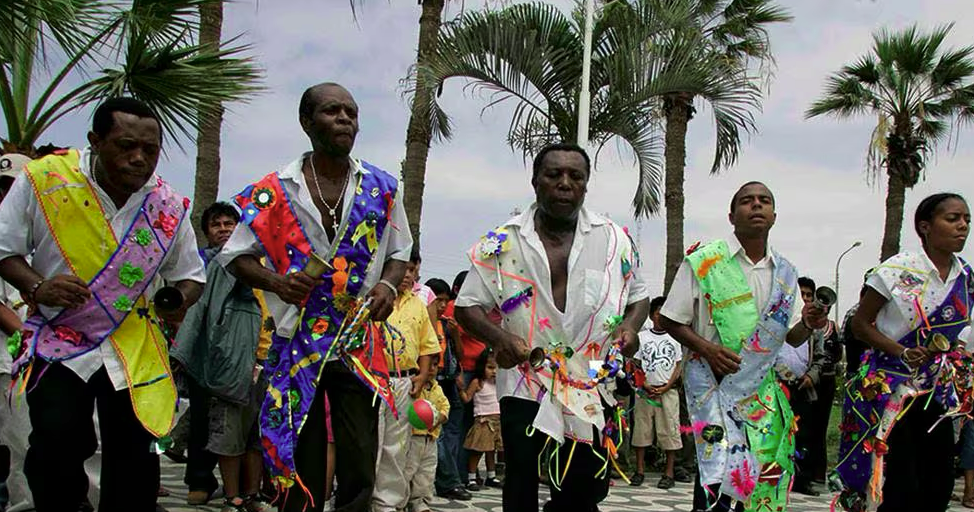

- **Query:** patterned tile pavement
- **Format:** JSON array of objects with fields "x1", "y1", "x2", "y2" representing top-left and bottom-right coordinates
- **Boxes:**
[{"x1": 156, "y1": 458, "x2": 870, "y2": 512}]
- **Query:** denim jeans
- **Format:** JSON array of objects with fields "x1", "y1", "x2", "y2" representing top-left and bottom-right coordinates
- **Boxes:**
[{"x1": 434, "y1": 378, "x2": 464, "y2": 493}]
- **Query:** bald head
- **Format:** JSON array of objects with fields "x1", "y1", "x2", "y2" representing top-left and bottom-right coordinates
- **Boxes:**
[{"x1": 299, "y1": 82, "x2": 349, "y2": 121}]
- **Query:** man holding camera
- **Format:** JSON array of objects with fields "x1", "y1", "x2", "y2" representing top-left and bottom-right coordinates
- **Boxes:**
[
  {"x1": 0, "y1": 98, "x2": 205, "y2": 512},
  {"x1": 660, "y1": 182, "x2": 828, "y2": 512},
  {"x1": 774, "y1": 276, "x2": 828, "y2": 496}
]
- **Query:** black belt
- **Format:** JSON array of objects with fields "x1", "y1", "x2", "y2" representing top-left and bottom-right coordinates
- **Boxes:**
[{"x1": 394, "y1": 368, "x2": 420, "y2": 378}]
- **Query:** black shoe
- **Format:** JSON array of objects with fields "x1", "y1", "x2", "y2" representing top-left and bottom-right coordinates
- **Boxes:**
[
  {"x1": 673, "y1": 466, "x2": 693, "y2": 483},
  {"x1": 439, "y1": 486, "x2": 472, "y2": 501},
  {"x1": 657, "y1": 475, "x2": 676, "y2": 489},
  {"x1": 629, "y1": 473, "x2": 645, "y2": 486},
  {"x1": 484, "y1": 477, "x2": 503, "y2": 488},
  {"x1": 465, "y1": 480, "x2": 481, "y2": 491},
  {"x1": 793, "y1": 482, "x2": 820, "y2": 496}
]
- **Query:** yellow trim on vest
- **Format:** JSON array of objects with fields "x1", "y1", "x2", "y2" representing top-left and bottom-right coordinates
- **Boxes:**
[{"x1": 25, "y1": 151, "x2": 176, "y2": 437}]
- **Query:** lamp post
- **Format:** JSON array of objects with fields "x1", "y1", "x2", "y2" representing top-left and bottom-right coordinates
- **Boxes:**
[
  {"x1": 834, "y1": 241, "x2": 863, "y2": 325},
  {"x1": 577, "y1": 0, "x2": 595, "y2": 147}
]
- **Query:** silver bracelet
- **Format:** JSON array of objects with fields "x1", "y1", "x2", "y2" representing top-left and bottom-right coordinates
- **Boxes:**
[{"x1": 378, "y1": 279, "x2": 398, "y2": 298}]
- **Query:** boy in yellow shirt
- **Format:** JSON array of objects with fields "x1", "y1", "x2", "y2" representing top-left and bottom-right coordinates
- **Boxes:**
[{"x1": 404, "y1": 355, "x2": 450, "y2": 512}]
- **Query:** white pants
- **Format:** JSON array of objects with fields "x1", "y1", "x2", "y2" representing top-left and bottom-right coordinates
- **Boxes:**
[
  {"x1": 373, "y1": 376, "x2": 413, "y2": 512},
  {"x1": 0, "y1": 374, "x2": 32, "y2": 512},
  {"x1": 404, "y1": 435, "x2": 437, "y2": 512}
]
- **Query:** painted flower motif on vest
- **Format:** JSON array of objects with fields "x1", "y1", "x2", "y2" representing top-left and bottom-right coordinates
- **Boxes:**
[
  {"x1": 134, "y1": 228, "x2": 153, "y2": 246},
  {"x1": 54, "y1": 325, "x2": 83, "y2": 346},
  {"x1": 118, "y1": 262, "x2": 145, "y2": 288},
  {"x1": 153, "y1": 211, "x2": 178, "y2": 239},
  {"x1": 113, "y1": 295, "x2": 134, "y2": 312},
  {"x1": 478, "y1": 228, "x2": 510, "y2": 258}
]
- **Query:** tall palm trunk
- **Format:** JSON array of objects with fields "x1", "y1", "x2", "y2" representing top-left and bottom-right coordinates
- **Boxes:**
[
  {"x1": 190, "y1": 0, "x2": 225, "y2": 243},
  {"x1": 402, "y1": 0, "x2": 445, "y2": 251},
  {"x1": 880, "y1": 169, "x2": 906, "y2": 261},
  {"x1": 663, "y1": 93, "x2": 692, "y2": 293}
]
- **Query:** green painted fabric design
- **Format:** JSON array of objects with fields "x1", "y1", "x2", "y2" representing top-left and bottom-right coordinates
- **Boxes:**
[{"x1": 686, "y1": 240, "x2": 759, "y2": 353}]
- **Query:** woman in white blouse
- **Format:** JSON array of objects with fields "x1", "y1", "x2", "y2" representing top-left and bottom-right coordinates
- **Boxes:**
[{"x1": 842, "y1": 193, "x2": 971, "y2": 512}]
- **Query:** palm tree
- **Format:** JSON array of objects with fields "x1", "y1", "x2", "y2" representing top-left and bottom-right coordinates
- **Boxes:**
[
  {"x1": 411, "y1": 1, "x2": 743, "y2": 220},
  {"x1": 654, "y1": 0, "x2": 791, "y2": 293},
  {"x1": 402, "y1": 0, "x2": 447, "y2": 250},
  {"x1": 807, "y1": 24, "x2": 974, "y2": 260},
  {"x1": 191, "y1": 0, "x2": 226, "y2": 242},
  {"x1": 0, "y1": 0, "x2": 262, "y2": 156}
]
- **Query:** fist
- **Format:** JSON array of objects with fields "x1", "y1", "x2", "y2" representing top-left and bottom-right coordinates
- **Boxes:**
[{"x1": 34, "y1": 275, "x2": 91, "y2": 309}]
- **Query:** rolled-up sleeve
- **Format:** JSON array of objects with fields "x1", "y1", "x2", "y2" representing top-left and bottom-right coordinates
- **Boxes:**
[
  {"x1": 0, "y1": 175, "x2": 34, "y2": 262},
  {"x1": 627, "y1": 267, "x2": 650, "y2": 305},
  {"x1": 384, "y1": 188, "x2": 413, "y2": 263},
  {"x1": 455, "y1": 255, "x2": 497, "y2": 311},
  {"x1": 159, "y1": 213, "x2": 205, "y2": 284},
  {"x1": 660, "y1": 260, "x2": 696, "y2": 326}
]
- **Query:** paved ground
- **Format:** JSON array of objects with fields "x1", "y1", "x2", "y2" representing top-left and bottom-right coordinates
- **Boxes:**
[{"x1": 157, "y1": 458, "x2": 843, "y2": 511}]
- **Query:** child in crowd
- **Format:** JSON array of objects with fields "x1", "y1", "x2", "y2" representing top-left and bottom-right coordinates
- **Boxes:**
[
  {"x1": 630, "y1": 296, "x2": 683, "y2": 489},
  {"x1": 460, "y1": 349, "x2": 502, "y2": 491},
  {"x1": 404, "y1": 355, "x2": 450, "y2": 512}
]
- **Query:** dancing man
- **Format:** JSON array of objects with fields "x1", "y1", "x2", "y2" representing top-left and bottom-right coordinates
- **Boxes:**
[
  {"x1": 0, "y1": 98, "x2": 205, "y2": 511},
  {"x1": 660, "y1": 182, "x2": 827, "y2": 512},
  {"x1": 219, "y1": 82, "x2": 411, "y2": 512},
  {"x1": 455, "y1": 142, "x2": 649, "y2": 512}
]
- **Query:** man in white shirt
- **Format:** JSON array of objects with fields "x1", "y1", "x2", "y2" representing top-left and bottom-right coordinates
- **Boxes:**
[
  {"x1": 219, "y1": 83, "x2": 411, "y2": 512},
  {"x1": 0, "y1": 98, "x2": 205, "y2": 512},
  {"x1": 660, "y1": 182, "x2": 826, "y2": 512},
  {"x1": 774, "y1": 276, "x2": 826, "y2": 496},
  {"x1": 456, "y1": 143, "x2": 649, "y2": 512}
]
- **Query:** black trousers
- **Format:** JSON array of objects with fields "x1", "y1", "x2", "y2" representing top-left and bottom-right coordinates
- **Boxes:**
[
  {"x1": 806, "y1": 375, "x2": 836, "y2": 481},
  {"x1": 24, "y1": 363, "x2": 159, "y2": 512},
  {"x1": 281, "y1": 361, "x2": 379, "y2": 512},
  {"x1": 500, "y1": 397, "x2": 609, "y2": 512},
  {"x1": 184, "y1": 375, "x2": 219, "y2": 492},
  {"x1": 877, "y1": 399, "x2": 953, "y2": 512},
  {"x1": 787, "y1": 383, "x2": 815, "y2": 487},
  {"x1": 692, "y1": 477, "x2": 745, "y2": 512}
]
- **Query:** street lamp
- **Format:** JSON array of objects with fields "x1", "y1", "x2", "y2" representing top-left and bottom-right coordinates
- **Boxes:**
[
  {"x1": 834, "y1": 241, "x2": 863, "y2": 325},
  {"x1": 577, "y1": 0, "x2": 595, "y2": 147}
]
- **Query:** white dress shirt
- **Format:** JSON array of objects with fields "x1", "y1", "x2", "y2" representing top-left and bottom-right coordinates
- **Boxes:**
[
  {"x1": 0, "y1": 148, "x2": 205, "y2": 390},
  {"x1": 217, "y1": 153, "x2": 412, "y2": 338},
  {"x1": 456, "y1": 204, "x2": 649, "y2": 441},
  {"x1": 868, "y1": 251, "x2": 973, "y2": 343},
  {"x1": 661, "y1": 235, "x2": 802, "y2": 343}
]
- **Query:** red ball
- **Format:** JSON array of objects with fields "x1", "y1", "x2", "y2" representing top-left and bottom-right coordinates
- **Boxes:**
[{"x1": 407, "y1": 399, "x2": 436, "y2": 430}]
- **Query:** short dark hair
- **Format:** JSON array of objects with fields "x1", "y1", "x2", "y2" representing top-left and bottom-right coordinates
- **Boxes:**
[
  {"x1": 425, "y1": 278, "x2": 451, "y2": 298},
  {"x1": 650, "y1": 296, "x2": 666, "y2": 315},
  {"x1": 452, "y1": 270, "x2": 468, "y2": 295},
  {"x1": 532, "y1": 143, "x2": 591, "y2": 183},
  {"x1": 299, "y1": 82, "x2": 343, "y2": 120},
  {"x1": 200, "y1": 201, "x2": 240, "y2": 234},
  {"x1": 729, "y1": 181, "x2": 774, "y2": 213},
  {"x1": 409, "y1": 247, "x2": 422, "y2": 265},
  {"x1": 914, "y1": 192, "x2": 966, "y2": 240},
  {"x1": 92, "y1": 97, "x2": 161, "y2": 140},
  {"x1": 798, "y1": 276, "x2": 816, "y2": 292}
]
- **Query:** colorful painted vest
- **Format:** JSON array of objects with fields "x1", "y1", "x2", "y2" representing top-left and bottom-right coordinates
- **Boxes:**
[
  {"x1": 685, "y1": 240, "x2": 798, "y2": 511},
  {"x1": 235, "y1": 160, "x2": 398, "y2": 490},
  {"x1": 833, "y1": 259, "x2": 974, "y2": 511},
  {"x1": 10, "y1": 149, "x2": 185, "y2": 437}
]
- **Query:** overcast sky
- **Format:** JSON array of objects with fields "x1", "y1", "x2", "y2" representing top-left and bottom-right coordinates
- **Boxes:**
[{"x1": 23, "y1": 0, "x2": 974, "y2": 318}]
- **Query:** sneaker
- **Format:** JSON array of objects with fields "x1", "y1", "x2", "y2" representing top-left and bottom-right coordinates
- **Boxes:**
[
  {"x1": 629, "y1": 473, "x2": 645, "y2": 486},
  {"x1": 673, "y1": 466, "x2": 693, "y2": 483},
  {"x1": 439, "y1": 486, "x2": 472, "y2": 501},
  {"x1": 657, "y1": 475, "x2": 676, "y2": 489},
  {"x1": 466, "y1": 480, "x2": 481, "y2": 491},
  {"x1": 484, "y1": 477, "x2": 503, "y2": 488}
]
